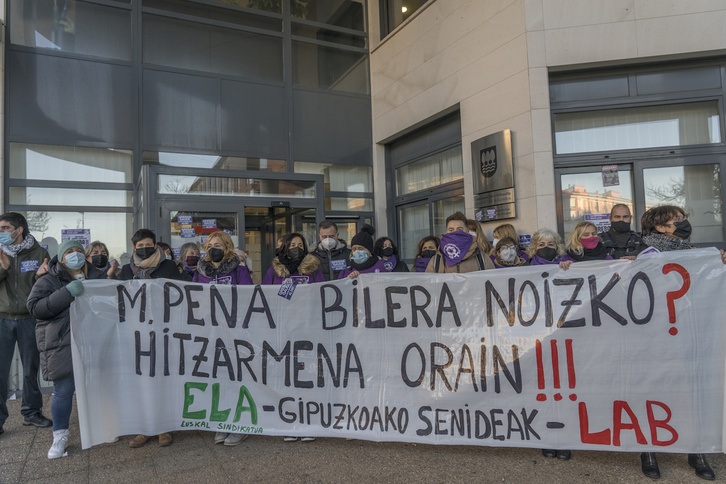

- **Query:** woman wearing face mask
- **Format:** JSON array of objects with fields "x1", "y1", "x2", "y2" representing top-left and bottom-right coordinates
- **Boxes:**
[
  {"x1": 491, "y1": 223, "x2": 529, "y2": 261},
  {"x1": 426, "y1": 212, "x2": 495, "y2": 273},
  {"x1": 84, "y1": 241, "x2": 119, "y2": 279},
  {"x1": 525, "y1": 229, "x2": 573, "y2": 266},
  {"x1": 373, "y1": 237, "x2": 409, "y2": 272},
  {"x1": 413, "y1": 236, "x2": 440, "y2": 272},
  {"x1": 119, "y1": 229, "x2": 191, "y2": 283},
  {"x1": 262, "y1": 233, "x2": 324, "y2": 285},
  {"x1": 27, "y1": 240, "x2": 106, "y2": 459},
  {"x1": 179, "y1": 242, "x2": 201, "y2": 278},
  {"x1": 193, "y1": 232, "x2": 252, "y2": 286},
  {"x1": 492, "y1": 237, "x2": 526, "y2": 268},
  {"x1": 338, "y1": 225, "x2": 387, "y2": 278},
  {"x1": 565, "y1": 222, "x2": 613, "y2": 264},
  {"x1": 466, "y1": 219, "x2": 494, "y2": 255}
]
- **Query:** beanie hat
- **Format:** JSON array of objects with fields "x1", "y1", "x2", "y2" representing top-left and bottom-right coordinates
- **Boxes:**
[
  {"x1": 351, "y1": 224, "x2": 376, "y2": 253},
  {"x1": 57, "y1": 240, "x2": 84, "y2": 260}
]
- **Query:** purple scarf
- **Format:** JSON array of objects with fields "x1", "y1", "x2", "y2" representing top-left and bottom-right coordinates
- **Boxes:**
[
  {"x1": 383, "y1": 255, "x2": 397, "y2": 272},
  {"x1": 439, "y1": 232, "x2": 473, "y2": 266},
  {"x1": 414, "y1": 256, "x2": 431, "y2": 272}
]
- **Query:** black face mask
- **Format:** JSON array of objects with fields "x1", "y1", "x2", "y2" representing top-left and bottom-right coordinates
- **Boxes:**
[
  {"x1": 421, "y1": 249, "x2": 436, "y2": 259},
  {"x1": 91, "y1": 254, "x2": 108, "y2": 269},
  {"x1": 673, "y1": 220, "x2": 692, "y2": 239},
  {"x1": 610, "y1": 221, "x2": 631, "y2": 234},
  {"x1": 287, "y1": 247, "x2": 304, "y2": 260},
  {"x1": 382, "y1": 247, "x2": 394, "y2": 257},
  {"x1": 536, "y1": 247, "x2": 558, "y2": 261},
  {"x1": 185, "y1": 255, "x2": 199, "y2": 267},
  {"x1": 136, "y1": 247, "x2": 156, "y2": 260},
  {"x1": 209, "y1": 248, "x2": 225, "y2": 263}
]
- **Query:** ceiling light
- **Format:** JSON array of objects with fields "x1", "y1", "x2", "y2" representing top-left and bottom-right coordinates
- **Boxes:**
[{"x1": 402, "y1": 6, "x2": 407, "y2": 13}]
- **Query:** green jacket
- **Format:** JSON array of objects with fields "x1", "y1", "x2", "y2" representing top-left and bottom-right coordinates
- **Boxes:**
[{"x1": 0, "y1": 239, "x2": 49, "y2": 319}]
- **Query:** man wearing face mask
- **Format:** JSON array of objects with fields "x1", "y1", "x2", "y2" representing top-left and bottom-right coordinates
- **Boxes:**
[
  {"x1": 311, "y1": 221, "x2": 351, "y2": 281},
  {"x1": 599, "y1": 204, "x2": 647, "y2": 260},
  {"x1": 119, "y1": 229, "x2": 191, "y2": 282},
  {"x1": 0, "y1": 212, "x2": 52, "y2": 437},
  {"x1": 426, "y1": 212, "x2": 495, "y2": 273}
]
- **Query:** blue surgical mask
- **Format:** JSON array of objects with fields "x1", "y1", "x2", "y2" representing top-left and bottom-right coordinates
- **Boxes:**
[
  {"x1": 0, "y1": 229, "x2": 18, "y2": 246},
  {"x1": 64, "y1": 252, "x2": 86, "y2": 270},
  {"x1": 351, "y1": 250, "x2": 369, "y2": 264}
]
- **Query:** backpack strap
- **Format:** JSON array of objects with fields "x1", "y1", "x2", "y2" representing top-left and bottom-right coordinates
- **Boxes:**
[
  {"x1": 475, "y1": 248, "x2": 486, "y2": 270},
  {"x1": 434, "y1": 254, "x2": 441, "y2": 273}
]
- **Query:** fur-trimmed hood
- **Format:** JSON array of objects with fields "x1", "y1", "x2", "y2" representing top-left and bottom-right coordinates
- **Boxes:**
[
  {"x1": 196, "y1": 257, "x2": 239, "y2": 279},
  {"x1": 271, "y1": 254, "x2": 320, "y2": 278}
]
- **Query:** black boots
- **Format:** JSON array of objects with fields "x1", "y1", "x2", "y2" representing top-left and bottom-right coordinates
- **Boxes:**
[
  {"x1": 688, "y1": 453, "x2": 715, "y2": 481},
  {"x1": 641, "y1": 452, "x2": 660, "y2": 479},
  {"x1": 641, "y1": 452, "x2": 715, "y2": 480},
  {"x1": 542, "y1": 449, "x2": 571, "y2": 460}
]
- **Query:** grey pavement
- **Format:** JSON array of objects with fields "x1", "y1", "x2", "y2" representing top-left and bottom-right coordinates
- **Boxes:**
[{"x1": 0, "y1": 394, "x2": 724, "y2": 483}]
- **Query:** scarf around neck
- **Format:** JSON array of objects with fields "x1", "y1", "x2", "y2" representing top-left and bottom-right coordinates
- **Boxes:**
[
  {"x1": 131, "y1": 247, "x2": 163, "y2": 279},
  {"x1": 414, "y1": 256, "x2": 431, "y2": 272},
  {"x1": 642, "y1": 233, "x2": 692, "y2": 252},
  {"x1": 1, "y1": 234, "x2": 36, "y2": 258},
  {"x1": 568, "y1": 242, "x2": 609, "y2": 261},
  {"x1": 382, "y1": 254, "x2": 397, "y2": 272}
]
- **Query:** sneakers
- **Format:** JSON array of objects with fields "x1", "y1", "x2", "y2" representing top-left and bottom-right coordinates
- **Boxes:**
[
  {"x1": 214, "y1": 432, "x2": 229, "y2": 444},
  {"x1": 47, "y1": 429, "x2": 69, "y2": 459},
  {"x1": 224, "y1": 433, "x2": 249, "y2": 446},
  {"x1": 301, "y1": 437, "x2": 316, "y2": 443},
  {"x1": 23, "y1": 414, "x2": 52, "y2": 428},
  {"x1": 283, "y1": 436, "x2": 298, "y2": 442}
]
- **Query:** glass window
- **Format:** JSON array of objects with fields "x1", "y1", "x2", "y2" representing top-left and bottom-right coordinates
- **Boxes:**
[
  {"x1": 170, "y1": 211, "x2": 239, "y2": 255},
  {"x1": 145, "y1": 152, "x2": 287, "y2": 172},
  {"x1": 432, "y1": 195, "x2": 465, "y2": 236},
  {"x1": 399, "y1": 203, "x2": 430, "y2": 261},
  {"x1": 292, "y1": 41, "x2": 368, "y2": 94},
  {"x1": 396, "y1": 146, "x2": 463, "y2": 196},
  {"x1": 554, "y1": 101, "x2": 721, "y2": 154},
  {"x1": 294, "y1": 162, "x2": 372, "y2": 192},
  {"x1": 22, "y1": 211, "x2": 132, "y2": 263},
  {"x1": 10, "y1": 0, "x2": 132, "y2": 61},
  {"x1": 143, "y1": 14, "x2": 283, "y2": 81},
  {"x1": 644, "y1": 164, "x2": 723, "y2": 243},
  {"x1": 143, "y1": 0, "x2": 282, "y2": 28},
  {"x1": 326, "y1": 197, "x2": 373, "y2": 212},
  {"x1": 158, "y1": 174, "x2": 316, "y2": 198},
  {"x1": 291, "y1": 23, "x2": 366, "y2": 48},
  {"x1": 291, "y1": 0, "x2": 366, "y2": 30},
  {"x1": 9, "y1": 187, "x2": 132, "y2": 208},
  {"x1": 382, "y1": 0, "x2": 427, "y2": 36},
  {"x1": 560, "y1": 169, "x2": 634, "y2": 238},
  {"x1": 9, "y1": 144, "x2": 133, "y2": 183}
]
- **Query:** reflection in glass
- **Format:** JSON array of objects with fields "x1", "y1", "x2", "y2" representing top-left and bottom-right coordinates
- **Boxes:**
[
  {"x1": 170, "y1": 211, "x2": 239, "y2": 256},
  {"x1": 145, "y1": 152, "x2": 286, "y2": 172},
  {"x1": 143, "y1": 0, "x2": 282, "y2": 28},
  {"x1": 9, "y1": 187, "x2": 132, "y2": 208},
  {"x1": 554, "y1": 101, "x2": 721, "y2": 154},
  {"x1": 396, "y1": 146, "x2": 463, "y2": 196},
  {"x1": 21, "y1": 211, "x2": 132, "y2": 262},
  {"x1": 326, "y1": 197, "x2": 372, "y2": 212},
  {"x1": 560, "y1": 170, "x2": 633, "y2": 238},
  {"x1": 143, "y1": 14, "x2": 283, "y2": 81},
  {"x1": 158, "y1": 175, "x2": 316, "y2": 198},
  {"x1": 382, "y1": 0, "x2": 425, "y2": 36},
  {"x1": 292, "y1": 41, "x2": 368, "y2": 94},
  {"x1": 9, "y1": 143, "x2": 133, "y2": 183},
  {"x1": 290, "y1": 0, "x2": 366, "y2": 30},
  {"x1": 10, "y1": 0, "x2": 132, "y2": 60},
  {"x1": 644, "y1": 164, "x2": 723, "y2": 243},
  {"x1": 432, "y1": 195, "x2": 465, "y2": 237},
  {"x1": 291, "y1": 23, "x2": 366, "y2": 48},
  {"x1": 294, "y1": 162, "x2": 372, "y2": 192},
  {"x1": 399, "y1": 203, "x2": 430, "y2": 262}
]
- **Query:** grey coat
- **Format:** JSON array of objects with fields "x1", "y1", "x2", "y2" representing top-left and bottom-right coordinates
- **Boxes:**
[{"x1": 27, "y1": 257, "x2": 106, "y2": 382}]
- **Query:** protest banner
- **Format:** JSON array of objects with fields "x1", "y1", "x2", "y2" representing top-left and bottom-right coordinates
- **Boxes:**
[{"x1": 70, "y1": 249, "x2": 726, "y2": 453}]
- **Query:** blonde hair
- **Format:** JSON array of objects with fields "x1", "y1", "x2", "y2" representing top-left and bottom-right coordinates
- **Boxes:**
[
  {"x1": 467, "y1": 219, "x2": 492, "y2": 254},
  {"x1": 494, "y1": 224, "x2": 518, "y2": 243},
  {"x1": 528, "y1": 229, "x2": 565, "y2": 258},
  {"x1": 202, "y1": 231, "x2": 237, "y2": 263},
  {"x1": 566, "y1": 222, "x2": 598, "y2": 256}
]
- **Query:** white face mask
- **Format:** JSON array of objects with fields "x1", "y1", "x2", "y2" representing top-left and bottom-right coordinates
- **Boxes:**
[
  {"x1": 500, "y1": 246, "x2": 517, "y2": 262},
  {"x1": 492, "y1": 238, "x2": 500, "y2": 248},
  {"x1": 469, "y1": 231, "x2": 477, "y2": 237},
  {"x1": 321, "y1": 237, "x2": 336, "y2": 250}
]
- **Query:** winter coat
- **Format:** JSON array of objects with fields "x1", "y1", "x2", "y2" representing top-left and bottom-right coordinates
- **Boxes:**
[
  {"x1": 311, "y1": 239, "x2": 352, "y2": 281},
  {"x1": 0, "y1": 238, "x2": 49, "y2": 319},
  {"x1": 262, "y1": 254, "x2": 325, "y2": 285},
  {"x1": 27, "y1": 258, "x2": 106, "y2": 381},
  {"x1": 118, "y1": 258, "x2": 191, "y2": 281},
  {"x1": 193, "y1": 257, "x2": 253, "y2": 285},
  {"x1": 600, "y1": 230, "x2": 648, "y2": 259},
  {"x1": 425, "y1": 243, "x2": 495, "y2": 273},
  {"x1": 337, "y1": 258, "x2": 388, "y2": 278}
]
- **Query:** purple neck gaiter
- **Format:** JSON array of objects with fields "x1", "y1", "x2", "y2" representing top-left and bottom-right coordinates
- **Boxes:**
[
  {"x1": 414, "y1": 256, "x2": 431, "y2": 272},
  {"x1": 383, "y1": 254, "x2": 397, "y2": 272},
  {"x1": 439, "y1": 231, "x2": 473, "y2": 266}
]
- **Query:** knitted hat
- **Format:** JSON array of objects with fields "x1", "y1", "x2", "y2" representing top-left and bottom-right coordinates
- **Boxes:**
[
  {"x1": 57, "y1": 240, "x2": 84, "y2": 260},
  {"x1": 351, "y1": 224, "x2": 376, "y2": 253}
]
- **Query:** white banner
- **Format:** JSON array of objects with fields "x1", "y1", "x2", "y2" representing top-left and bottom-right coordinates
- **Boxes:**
[{"x1": 71, "y1": 249, "x2": 726, "y2": 452}]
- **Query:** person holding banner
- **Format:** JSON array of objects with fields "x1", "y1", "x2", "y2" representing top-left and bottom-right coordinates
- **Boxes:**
[
  {"x1": 413, "y1": 236, "x2": 439, "y2": 272},
  {"x1": 338, "y1": 224, "x2": 387, "y2": 278},
  {"x1": 179, "y1": 242, "x2": 201, "y2": 278},
  {"x1": 525, "y1": 229, "x2": 573, "y2": 266},
  {"x1": 426, "y1": 212, "x2": 495, "y2": 273},
  {"x1": 373, "y1": 237, "x2": 409, "y2": 272},
  {"x1": 84, "y1": 241, "x2": 120, "y2": 279},
  {"x1": 638, "y1": 205, "x2": 715, "y2": 480},
  {"x1": 27, "y1": 240, "x2": 106, "y2": 459},
  {"x1": 565, "y1": 221, "x2": 614, "y2": 263},
  {"x1": 492, "y1": 237, "x2": 527, "y2": 268},
  {"x1": 263, "y1": 233, "x2": 324, "y2": 285}
]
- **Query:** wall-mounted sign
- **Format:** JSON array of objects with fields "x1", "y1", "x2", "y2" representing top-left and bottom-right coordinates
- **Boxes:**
[
  {"x1": 61, "y1": 228, "x2": 91, "y2": 246},
  {"x1": 472, "y1": 129, "x2": 515, "y2": 221}
]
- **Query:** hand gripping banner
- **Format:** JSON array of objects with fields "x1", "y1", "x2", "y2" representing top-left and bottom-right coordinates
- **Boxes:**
[{"x1": 70, "y1": 248, "x2": 726, "y2": 452}]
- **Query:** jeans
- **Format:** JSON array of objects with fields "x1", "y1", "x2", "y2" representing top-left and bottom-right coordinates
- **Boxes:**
[
  {"x1": 0, "y1": 317, "x2": 44, "y2": 427},
  {"x1": 51, "y1": 376, "x2": 75, "y2": 431}
]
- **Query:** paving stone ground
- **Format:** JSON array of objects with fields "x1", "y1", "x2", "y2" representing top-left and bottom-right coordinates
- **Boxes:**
[{"x1": 1, "y1": 395, "x2": 724, "y2": 483}]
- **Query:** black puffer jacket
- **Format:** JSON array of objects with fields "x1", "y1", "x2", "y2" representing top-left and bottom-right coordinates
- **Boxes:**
[{"x1": 27, "y1": 258, "x2": 106, "y2": 381}]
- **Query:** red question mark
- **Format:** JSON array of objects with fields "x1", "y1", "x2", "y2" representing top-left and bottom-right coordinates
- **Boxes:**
[{"x1": 662, "y1": 263, "x2": 691, "y2": 336}]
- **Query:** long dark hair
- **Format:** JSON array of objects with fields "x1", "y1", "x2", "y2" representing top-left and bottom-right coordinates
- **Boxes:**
[
  {"x1": 279, "y1": 232, "x2": 308, "y2": 259},
  {"x1": 373, "y1": 237, "x2": 398, "y2": 257},
  {"x1": 415, "y1": 235, "x2": 440, "y2": 258}
]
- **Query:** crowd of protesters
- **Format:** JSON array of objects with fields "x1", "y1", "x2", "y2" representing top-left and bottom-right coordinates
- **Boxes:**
[{"x1": 0, "y1": 204, "x2": 723, "y2": 480}]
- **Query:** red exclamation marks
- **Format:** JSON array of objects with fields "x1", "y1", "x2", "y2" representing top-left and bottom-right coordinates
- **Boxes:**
[
  {"x1": 534, "y1": 338, "x2": 577, "y2": 402},
  {"x1": 536, "y1": 339, "x2": 546, "y2": 401}
]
